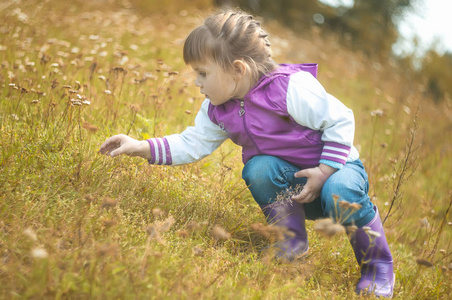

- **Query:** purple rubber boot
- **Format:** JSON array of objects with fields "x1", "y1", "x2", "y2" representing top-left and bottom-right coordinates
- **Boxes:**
[
  {"x1": 260, "y1": 201, "x2": 309, "y2": 261},
  {"x1": 349, "y1": 205, "x2": 395, "y2": 298}
]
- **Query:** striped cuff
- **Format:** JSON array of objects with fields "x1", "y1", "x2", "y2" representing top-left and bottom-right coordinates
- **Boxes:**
[
  {"x1": 146, "y1": 138, "x2": 172, "y2": 165},
  {"x1": 319, "y1": 159, "x2": 343, "y2": 170},
  {"x1": 320, "y1": 142, "x2": 350, "y2": 165}
]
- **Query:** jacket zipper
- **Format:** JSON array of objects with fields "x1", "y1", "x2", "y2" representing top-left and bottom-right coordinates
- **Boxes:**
[
  {"x1": 239, "y1": 100, "x2": 262, "y2": 154},
  {"x1": 239, "y1": 100, "x2": 245, "y2": 116}
]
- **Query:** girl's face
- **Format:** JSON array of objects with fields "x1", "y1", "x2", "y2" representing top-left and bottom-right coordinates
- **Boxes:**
[{"x1": 191, "y1": 60, "x2": 245, "y2": 106}]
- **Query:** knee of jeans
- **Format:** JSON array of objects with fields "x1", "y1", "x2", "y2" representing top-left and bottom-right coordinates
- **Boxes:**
[
  {"x1": 243, "y1": 158, "x2": 275, "y2": 188},
  {"x1": 243, "y1": 156, "x2": 274, "y2": 182},
  {"x1": 321, "y1": 174, "x2": 352, "y2": 211},
  {"x1": 242, "y1": 156, "x2": 294, "y2": 196},
  {"x1": 320, "y1": 172, "x2": 368, "y2": 223},
  {"x1": 320, "y1": 182, "x2": 338, "y2": 218}
]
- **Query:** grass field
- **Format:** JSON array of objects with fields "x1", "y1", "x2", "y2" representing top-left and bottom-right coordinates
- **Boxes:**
[{"x1": 1, "y1": 0, "x2": 451, "y2": 299}]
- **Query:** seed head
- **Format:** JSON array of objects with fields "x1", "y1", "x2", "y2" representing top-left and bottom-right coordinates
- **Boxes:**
[
  {"x1": 102, "y1": 219, "x2": 117, "y2": 228},
  {"x1": 350, "y1": 203, "x2": 362, "y2": 211},
  {"x1": 211, "y1": 225, "x2": 231, "y2": 241},
  {"x1": 130, "y1": 104, "x2": 140, "y2": 112},
  {"x1": 144, "y1": 215, "x2": 175, "y2": 244},
  {"x1": 416, "y1": 258, "x2": 434, "y2": 268},
  {"x1": 193, "y1": 246, "x2": 204, "y2": 256},
  {"x1": 71, "y1": 99, "x2": 82, "y2": 106},
  {"x1": 24, "y1": 227, "x2": 37, "y2": 241},
  {"x1": 144, "y1": 224, "x2": 157, "y2": 237},
  {"x1": 31, "y1": 89, "x2": 41, "y2": 95},
  {"x1": 313, "y1": 218, "x2": 344, "y2": 237},
  {"x1": 152, "y1": 251, "x2": 162, "y2": 258},
  {"x1": 101, "y1": 197, "x2": 118, "y2": 208},
  {"x1": 82, "y1": 122, "x2": 98, "y2": 132},
  {"x1": 159, "y1": 216, "x2": 175, "y2": 232},
  {"x1": 152, "y1": 208, "x2": 164, "y2": 218},
  {"x1": 251, "y1": 223, "x2": 291, "y2": 241},
  {"x1": 251, "y1": 223, "x2": 271, "y2": 238},
  {"x1": 346, "y1": 225, "x2": 358, "y2": 235},
  {"x1": 96, "y1": 243, "x2": 118, "y2": 257},
  {"x1": 186, "y1": 221, "x2": 200, "y2": 231},
  {"x1": 339, "y1": 200, "x2": 352, "y2": 209},
  {"x1": 51, "y1": 79, "x2": 59, "y2": 89},
  {"x1": 370, "y1": 108, "x2": 384, "y2": 117},
  {"x1": 31, "y1": 247, "x2": 48, "y2": 259},
  {"x1": 419, "y1": 217, "x2": 429, "y2": 228},
  {"x1": 132, "y1": 78, "x2": 147, "y2": 84},
  {"x1": 177, "y1": 229, "x2": 189, "y2": 238},
  {"x1": 274, "y1": 184, "x2": 304, "y2": 205},
  {"x1": 365, "y1": 229, "x2": 381, "y2": 239},
  {"x1": 268, "y1": 225, "x2": 293, "y2": 241}
]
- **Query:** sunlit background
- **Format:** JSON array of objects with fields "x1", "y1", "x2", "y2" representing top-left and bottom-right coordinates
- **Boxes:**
[{"x1": 319, "y1": 0, "x2": 452, "y2": 56}]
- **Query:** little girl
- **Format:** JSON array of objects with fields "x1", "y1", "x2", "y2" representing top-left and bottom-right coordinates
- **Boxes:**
[{"x1": 100, "y1": 10, "x2": 395, "y2": 298}]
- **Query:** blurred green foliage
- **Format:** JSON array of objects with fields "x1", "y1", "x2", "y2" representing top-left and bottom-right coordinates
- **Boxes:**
[
  {"x1": 419, "y1": 51, "x2": 452, "y2": 103},
  {"x1": 229, "y1": 0, "x2": 412, "y2": 57}
]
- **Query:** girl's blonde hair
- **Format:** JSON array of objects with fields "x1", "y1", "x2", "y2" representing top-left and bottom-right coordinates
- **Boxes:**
[{"x1": 183, "y1": 10, "x2": 277, "y2": 83}]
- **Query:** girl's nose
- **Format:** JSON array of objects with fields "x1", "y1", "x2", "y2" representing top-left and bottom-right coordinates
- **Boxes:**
[{"x1": 194, "y1": 77, "x2": 202, "y2": 88}]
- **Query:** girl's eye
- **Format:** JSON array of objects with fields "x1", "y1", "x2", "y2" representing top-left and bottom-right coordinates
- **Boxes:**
[{"x1": 199, "y1": 72, "x2": 206, "y2": 77}]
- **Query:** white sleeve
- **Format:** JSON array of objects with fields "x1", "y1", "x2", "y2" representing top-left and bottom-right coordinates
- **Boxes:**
[
  {"x1": 286, "y1": 71, "x2": 355, "y2": 165},
  {"x1": 147, "y1": 99, "x2": 229, "y2": 165}
]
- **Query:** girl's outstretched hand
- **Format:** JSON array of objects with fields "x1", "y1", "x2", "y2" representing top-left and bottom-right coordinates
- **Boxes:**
[
  {"x1": 99, "y1": 134, "x2": 151, "y2": 160},
  {"x1": 291, "y1": 164, "x2": 337, "y2": 204}
]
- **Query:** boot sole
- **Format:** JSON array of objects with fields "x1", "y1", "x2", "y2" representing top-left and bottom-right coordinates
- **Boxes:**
[{"x1": 356, "y1": 272, "x2": 395, "y2": 298}]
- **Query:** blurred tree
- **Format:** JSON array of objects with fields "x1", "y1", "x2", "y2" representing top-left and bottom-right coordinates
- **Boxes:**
[
  {"x1": 223, "y1": 0, "x2": 415, "y2": 58},
  {"x1": 419, "y1": 50, "x2": 452, "y2": 103},
  {"x1": 328, "y1": 0, "x2": 414, "y2": 58}
]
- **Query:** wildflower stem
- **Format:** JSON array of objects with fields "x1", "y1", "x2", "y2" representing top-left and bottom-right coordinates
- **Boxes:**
[
  {"x1": 126, "y1": 106, "x2": 137, "y2": 136},
  {"x1": 426, "y1": 195, "x2": 452, "y2": 260},
  {"x1": 383, "y1": 110, "x2": 419, "y2": 224},
  {"x1": 367, "y1": 115, "x2": 378, "y2": 181}
]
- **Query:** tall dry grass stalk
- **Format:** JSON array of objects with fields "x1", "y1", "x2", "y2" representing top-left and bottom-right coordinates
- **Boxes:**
[{"x1": 383, "y1": 109, "x2": 420, "y2": 224}]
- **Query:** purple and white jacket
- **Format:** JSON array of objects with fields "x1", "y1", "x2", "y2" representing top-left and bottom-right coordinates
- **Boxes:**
[{"x1": 147, "y1": 64, "x2": 359, "y2": 169}]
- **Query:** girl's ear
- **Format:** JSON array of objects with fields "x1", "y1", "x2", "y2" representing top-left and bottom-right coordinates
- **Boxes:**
[{"x1": 232, "y1": 60, "x2": 247, "y2": 79}]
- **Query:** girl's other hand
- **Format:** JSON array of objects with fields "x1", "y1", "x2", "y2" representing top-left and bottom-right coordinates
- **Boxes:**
[
  {"x1": 99, "y1": 134, "x2": 151, "y2": 160},
  {"x1": 292, "y1": 164, "x2": 337, "y2": 203}
]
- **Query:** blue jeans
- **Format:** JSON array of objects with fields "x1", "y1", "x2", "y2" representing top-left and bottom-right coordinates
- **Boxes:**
[{"x1": 242, "y1": 155, "x2": 375, "y2": 227}]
